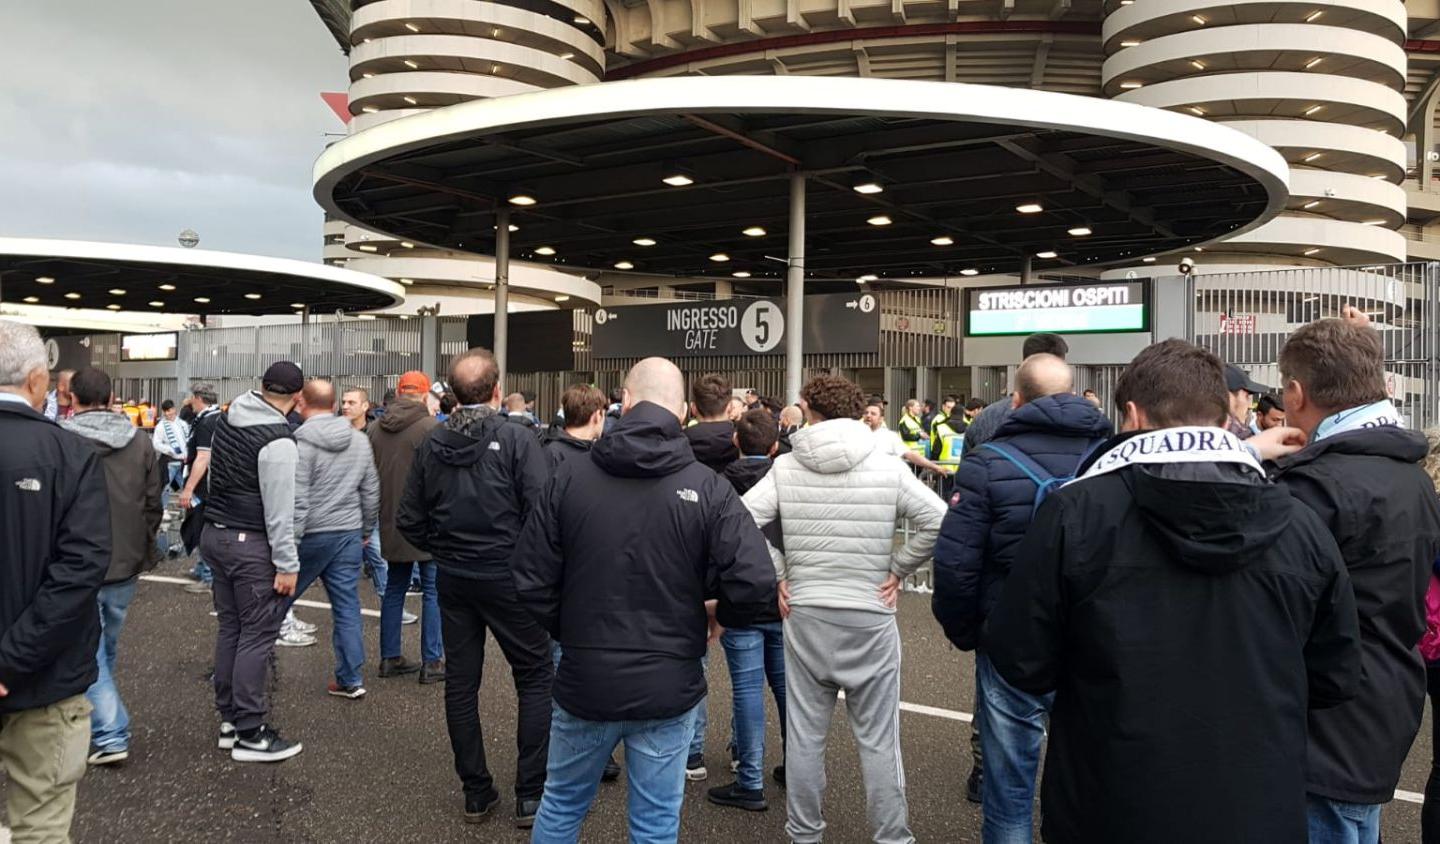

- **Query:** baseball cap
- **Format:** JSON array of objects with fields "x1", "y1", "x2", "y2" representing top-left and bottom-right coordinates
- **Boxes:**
[
  {"x1": 397, "y1": 371, "x2": 431, "y2": 397},
  {"x1": 261, "y1": 361, "x2": 304, "y2": 395},
  {"x1": 1224, "y1": 364, "x2": 1269, "y2": 395}
]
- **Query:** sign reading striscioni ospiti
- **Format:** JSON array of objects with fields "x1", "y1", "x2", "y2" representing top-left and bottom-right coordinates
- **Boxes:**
[
  {"x1": 592, "y1": 293, "x2": 880, "y2": 359},
  {"x1": 964, "y1": 280, "x2": 1150, "y2": 337}
]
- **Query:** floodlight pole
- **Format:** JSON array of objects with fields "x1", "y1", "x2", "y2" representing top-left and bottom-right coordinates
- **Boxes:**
[
  {"x1": 785, "y1": 172, "x2": 807, "y2": 405},
  {"x1": 495, "y1": 207, "x2": 511, "y2": 390}
]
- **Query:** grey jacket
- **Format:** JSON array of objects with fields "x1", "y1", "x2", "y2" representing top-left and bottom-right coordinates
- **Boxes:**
[
  {"x1": 62, "y1": 410, "x2": 164, "y2": 583},
  {"x1": 225, "y1": 390, "x2": 308, "y2": 573},
  {"x1": 296, "y1": 414, "x2": 380, "y2": 535}
]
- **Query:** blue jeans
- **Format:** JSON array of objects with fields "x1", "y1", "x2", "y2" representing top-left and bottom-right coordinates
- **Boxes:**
[
  {"x1": 976, "y1": 651, "x2": 1054, "y2": 844},
  {"x1": 690, "y1": 655, "x2": 708, "y2": 759},
  {"x1": 1306, "y1": 795, "x2": 1382, "y2": 844},
  {"x1": 362, "y1": 527, "x2": 388, "y2": 597},
  {"x1": 532, "y1": 701, "x2": 699, "y2": 844},
  {"x1": 381, "y1": 560, "x2": 441, "y2": 662},
  {"x1": 291, "y1": 531, "x2": 366, "y2": 687},
  {"x1": 721, "y1": 623, "x2": 786, "y2": 790},
  {"x1": 192, "y1": 555, "x2": 212, "y2": 584},
  {"x1": 86, "y1": 578, "x2": 139, "y2": 751}
]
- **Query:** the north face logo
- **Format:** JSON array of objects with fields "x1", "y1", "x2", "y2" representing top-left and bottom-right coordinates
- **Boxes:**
[
  {"x1": 488, "y1": 442, "x2": 501, "y2": 451},
  {"x1": 675, "y1": 488, "x2": 699, "y2": 503},
  {"x1": 14, "y1": 478, "x2": 41, "y2": 492}
]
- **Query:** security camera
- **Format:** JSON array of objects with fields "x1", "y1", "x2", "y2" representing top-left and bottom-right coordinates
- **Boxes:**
[
  {"x1": 1428, "y1": 151, "x2": 1440, "y2": 163},
  {"x1": 1178, "y1": 256, "x2": 1196, "y2": 275}
]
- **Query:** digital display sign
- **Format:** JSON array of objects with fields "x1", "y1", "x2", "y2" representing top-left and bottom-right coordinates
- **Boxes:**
[
  {"x1": 965, "y1": 280, "x2": 1150, "y2": 337},
  {"x1": 120, "y1": 332, "x2": 179, "y2": 362}
]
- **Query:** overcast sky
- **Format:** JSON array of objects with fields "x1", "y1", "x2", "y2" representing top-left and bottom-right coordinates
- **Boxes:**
[{"x1": 0, "y1": 1, "x2": 348, "y2": 261}]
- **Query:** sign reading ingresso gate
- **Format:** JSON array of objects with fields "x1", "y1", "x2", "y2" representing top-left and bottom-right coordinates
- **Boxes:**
[
  {"x1": 965, "y1": 280, "x2": 1150, "y2": 337},
  {"x1": 592, "y1": 293, "x2": 880, "y2": 359}
]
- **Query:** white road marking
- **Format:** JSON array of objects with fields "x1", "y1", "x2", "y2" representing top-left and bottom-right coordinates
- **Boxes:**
[{"x1": 138, "y1": 574, "x2": 1425, "y2": 806}]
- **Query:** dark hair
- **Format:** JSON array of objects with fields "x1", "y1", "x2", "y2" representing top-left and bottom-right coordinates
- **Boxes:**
[
  {"x1": 609, "y1": 386, "x2": 624, "y2": 404},
  {"x1": 1257, "y1": 393, "x2": 1285, "y2": 415},
  {"x1": 691, "y1": 373, "x2": 731, "y2": 418},
  {"x1": 1082, "y1": 388, "x2": 1097, "y2": 397},
  {"x1": 758, "y1": 395, "x2": 783, "y2": 416},
  {"x1": 802, "y1": 374, "x2": 866, "y2": 421},
  {"x1": 161, "y1": 399, "x2": 175, "y2": 411},
  {"x1": 382, "y1": 388, "x2": 397, "y2": 406},
  {"x1": 449, "y1": 348, "x2": 500, "y2": 405},
  {"x1": 521, "y1": 390, "x2": 535, "y2": 403},
  {"x1": 1278, "y1": 319, "x2": 1386, "y2": 412},
  {"x1": 562, "y1": 383, "x2": 606, "y2": 427},
  {"x1": 70, "y1": 367, "x2": 112, "y2": 408},
  {"x1": 1023, "y1": 333, "x2": 1069, "y2": 359},
  {"x1": 734, "y1": 408, "x2": 779, "y2": 456},
  {"x1": 1114, "y1": 339, "x2": 1228, "y2": 428},
  {"x1": 440, "y1": 393, "x2": 457, "y2": 415},
  {"x1": 965, "y1": 397, "x2": 987, "y2": 411}
]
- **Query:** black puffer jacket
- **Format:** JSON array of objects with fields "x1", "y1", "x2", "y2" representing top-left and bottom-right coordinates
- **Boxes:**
[
  {"x1": 398, "y1": 405, "x2": 548, "y2": 580},
  {"x1": 514, "y1": 402, "x2": 777, "y2": 721},
  {"x1": 1272, "y1": 426, "x2": 1440, "y2": 804},
  {"x1": 685, "y1": 420, "x2": 737, "y2": 474},
  {"x1": 986, "y1": 430, "x2": 1361, "y2": 844}
]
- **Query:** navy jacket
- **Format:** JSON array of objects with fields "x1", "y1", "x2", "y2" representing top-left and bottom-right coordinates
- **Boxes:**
[{"x1": 932, "y1": 393, "x2": 1111, "y2": 651}]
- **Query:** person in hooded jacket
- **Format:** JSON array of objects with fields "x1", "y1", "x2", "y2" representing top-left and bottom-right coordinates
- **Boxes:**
[
  {"x1": 538, "y1": 384, "x2": 605, "y2": 471},
  {"x1": 291, "y1": 380, "x2": 380, "y2": 700},
  {"x1": 515, "y1": 357, "x2": 775, "y2": 844},
  {"x1": 686, "y1": 373, "x2": 739, "y2": 474},
  {"x1": 930, "y1": 354, "x2": 1110, "y2": 843},
  {"x1": 398, "y1": 348, "x2": 553, "y2": 829},
  {"x1": 61, "y1": 367, "x2": 164, "y2": 767},
  {"x1": 1266, "y1": 314, "x2": 1440, "y2": 842},
  {"x1": 369, "y1": 372, "x2": 444, "y2": 682},
  {"x1": 985, "y1": 338, "x2": 1361, "y2": 844}
]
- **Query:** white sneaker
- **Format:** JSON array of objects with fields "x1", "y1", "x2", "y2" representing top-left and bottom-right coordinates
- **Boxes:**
[
  {"x1": 219, "y1": 721, "x2": 237, "y2": 750},
  {"x1": 401, "y1": 611, "x2": 418, "y2": 626},
  {"x1": 276, "y1": 629, "x2": 317, "y2": 648},
  {"x1": 287, "y1": 613, "x2": 318, "y2": 635}
]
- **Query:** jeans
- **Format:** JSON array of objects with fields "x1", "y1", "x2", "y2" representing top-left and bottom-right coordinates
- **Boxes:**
[
  {"x1": 381, "y1": 561, "x2": 441, "y2": 662},
  {"x1": 362, "y1": 527, "x2": 388, "y2": 598},
  {"x1": 532, "y1": 702, "x2": 699, "y2": 844},
  {"x1": 976, "y1": 651, "x2": 1053, "y2": 844},
  {"x1": 291, "y1": 531, "x2": 366, "y2": 688},
  {"x1": 86, "y1": 578, "x2": 139, "y2": 751},
  {"x1": 721, "y1": 623, "x2": 786, "y2": 790},
  {"x1": 192, "y1": 555, "x2": 212, "y2": 585},
  {"x1": 1306, "y1": 795, "x2": 1382, "y2": 844},
  {"x1": 690, "y1": 655, "x2": 708, "y2": 759},
  {"x1": 204, "y1": 525, "x2": 289, "y2": 731},
  {"x1": 438, "y1": 571, "x2": 554, "y2": 801}
]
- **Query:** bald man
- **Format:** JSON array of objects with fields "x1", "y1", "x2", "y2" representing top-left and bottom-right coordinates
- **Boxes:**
[
  {"x1": 930, "y1": 353, "x2": 1113, "y2": 841},
  {"x1": 516, "y1": 356, "x2": 776, "y2": 841},
  {"x1": 292, "y1": 379, "x2": 380, "y2": 698}
]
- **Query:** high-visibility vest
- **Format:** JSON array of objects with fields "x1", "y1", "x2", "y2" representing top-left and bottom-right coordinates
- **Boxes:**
[
  {"x1": 898, "y1": 413, "x2": 927, "y2": 456},
  {"x1": 931, "y1": 420, "x2": 965, "y2": 467}
]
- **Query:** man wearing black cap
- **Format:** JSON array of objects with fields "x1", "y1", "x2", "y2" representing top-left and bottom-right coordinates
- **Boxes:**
[
  {"x1": 1223, "y1": 364, "x2": 1269, "y2": 440},
  {"x1": 201, "y1": 361, "x2": 310, "y2": 763}
]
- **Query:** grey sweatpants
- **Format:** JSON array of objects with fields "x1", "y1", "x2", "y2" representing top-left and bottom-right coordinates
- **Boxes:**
[
  {"x1": 784, "y1": 606, "x2": 913, "y2": 844},
  {"x1": 202, "y1": 525, "x2": 288, "y2": 732}
]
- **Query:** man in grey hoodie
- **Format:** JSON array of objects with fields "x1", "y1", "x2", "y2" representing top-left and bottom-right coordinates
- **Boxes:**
[
  {"x1": 200, "y1": 362, "x2": 309, "y2": 763},
  {"x1": 62, "y1": 367, "x2": 164, "y2": 766},
  {"x1": 291, "y1": 379, "x2": 380, "y2": 700}
]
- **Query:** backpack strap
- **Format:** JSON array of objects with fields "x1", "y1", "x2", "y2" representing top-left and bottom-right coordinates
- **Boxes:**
[{"x1": 981, "y1": 442, "x2": 1054, "y2": 488}]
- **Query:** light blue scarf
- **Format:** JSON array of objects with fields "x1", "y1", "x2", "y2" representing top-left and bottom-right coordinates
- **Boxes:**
[{"x1": 1313, "y1": 399, "x2": 1403, "y2": 442}]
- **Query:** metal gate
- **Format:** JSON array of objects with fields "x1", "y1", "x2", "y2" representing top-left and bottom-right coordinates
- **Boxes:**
[{"x1": 1186, "y1": 262, "x2": 1440, "y2": 431}]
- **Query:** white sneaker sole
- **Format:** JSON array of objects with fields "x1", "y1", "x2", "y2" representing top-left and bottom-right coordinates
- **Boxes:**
[
  {"x1": 275, "y1": 637, "x2": 316, "y2": 648},
  {"x1": 231, "y1": 742, "x2": 304, "y2": 763},
  {"x1": 686, "y1": 769, "x2": 708, "y2": 782},
  {"x1": 87, "y1": 750, "x2": 129, "y2": 766},
  {"x1": 218, "y1": 736, "x2": 235, "y2": 750}
]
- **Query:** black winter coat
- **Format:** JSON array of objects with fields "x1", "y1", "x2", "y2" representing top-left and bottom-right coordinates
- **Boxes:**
[
  {"x1": 986, "y1": 432, "x2": 1361, "y2": 844},
  {"x1": 931, "y1": 394, "x2": 1110, "y2": 650},
  {"x1": 1272, "y1": 426, "x2": 1440, "y2": 804},
  {"x1": 538, "y1": 427, "x2": 592, "y2": 472},
  {"x1": 398, "y1": 407, "x2": 548, "y2": 580},
  {"x1": 514, "y1": 402, "x2": 777, "y2": 721},
  {"x1": 0, "y1": 401, "x2": 111, "y2": 713},
  {"x1": 685, "y1": 420, "x2": 737, "y2": 474}
]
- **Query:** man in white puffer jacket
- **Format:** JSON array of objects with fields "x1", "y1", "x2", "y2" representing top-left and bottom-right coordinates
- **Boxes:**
[{"x1": 743, "y1": 374, "x2": 946, "y2": 844}]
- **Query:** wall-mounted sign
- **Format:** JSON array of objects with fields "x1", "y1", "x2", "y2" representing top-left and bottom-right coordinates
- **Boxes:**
[
  {"x1": 965, "y1": 280, "x2": 1150, "y2": 337},
  {"x1": 120, "y1": 332, "x2": 178, "y2": 362},
  {"x1": 1219, "y1": 313, "x2": 1257, "y2": 335},
  {"x1": 467, "y1": 311, "x2": 577, "y2": 372},
  {"x1": 592, "y1": 293, "x2": 879, "y2": 359}
]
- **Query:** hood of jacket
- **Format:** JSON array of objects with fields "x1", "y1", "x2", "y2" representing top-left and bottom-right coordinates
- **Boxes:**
[
  {"x1": 790, "y1": 418, "x2": 877, "y2": 474},
  {"x1": 228, "y1": 390, "x2": 289, "y2": 428},
  {"x1": 540, "y1": 426, "x2": 593, "y2": 454},
  {"x1": 379, "y1": 397, "x2": 431, "y2": 433},
  {"x1": 723, "y1": 457, "x2": 772, "y2": 486},
  {"x1": 994, "y1": 393, "x2": 1112, "y2": 441},
  {"x1": 591, "y1": 401, "x2": 695, "y2": 479},
  {"x1": 61, "y1": 410, "x2": 138, "y2": 452},
  {"x1": 295, "y1": 413, "x2": 355, "y2": 453},
  {"x1": 429, "y1": 404, "x2": 502, "y2": 468},
  {"x1": 1273, "y1": 423, "x2": 1427, "y2": 471},
  {"x1": 684, "y1": 420, "x2": 736, "y2": 466}
]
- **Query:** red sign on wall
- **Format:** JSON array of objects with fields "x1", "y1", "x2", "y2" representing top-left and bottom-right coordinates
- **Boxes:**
[{"x1": 1220, "y1": 313, "x2": 1256, "y2": 334}]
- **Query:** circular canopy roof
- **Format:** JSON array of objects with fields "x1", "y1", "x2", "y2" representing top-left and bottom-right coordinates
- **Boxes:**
[
  {"x1": 0, "y1": 237, "x2": 405, "y2": 316},
  {"x1": 314, "y1": 76, "x2": 1289, "y2": 282}
]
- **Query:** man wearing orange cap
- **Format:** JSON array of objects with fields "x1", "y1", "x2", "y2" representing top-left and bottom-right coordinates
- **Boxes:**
[{"x1": 368, "y1": 371, "x2": 444, "y2": 682}]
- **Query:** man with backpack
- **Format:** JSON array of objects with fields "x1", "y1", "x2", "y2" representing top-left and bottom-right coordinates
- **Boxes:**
[{"x1": 931, "y1": 353, "x2": 1111, "y2": 842}]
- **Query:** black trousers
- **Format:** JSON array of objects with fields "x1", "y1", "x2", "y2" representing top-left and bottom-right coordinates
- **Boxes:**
[{"x1": 437, "y1": 570, "x2": 554, "y2": 801}]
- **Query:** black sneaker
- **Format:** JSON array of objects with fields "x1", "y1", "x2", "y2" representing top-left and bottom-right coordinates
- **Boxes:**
[
  {"x1": 378, "y1": 656, "x2": 422, "y2": 677},
  {"x1": 685, "y1": 754, "x2": 708, "y2": 782},
  {"x1": 87, "y1": 746, "x2": 129, "y2": 766},
  {"x1": 516, "y1": 798, "x2": 541, "y2": 829},
  {"x1": 966, "y1": 765, "x2": 983, "y2": 804},
  {"x1": 706, "y1": 782, "x2": 768, "y2": 812},
  {"x1": 773, "y1": 764, "x2": 786, "y2": 788},
  {"x1": 464, "y1": 789, "x2": 501, "y2": 824},
  {"x1": 231, "y1": 726, "x2": 304, "y2": 763},
  {"x1": 419, "y1": 660, "x2": 446, "y2": 685},
  {"x1": 602, "y1": 754, "x2": 621, "y2": 782}
]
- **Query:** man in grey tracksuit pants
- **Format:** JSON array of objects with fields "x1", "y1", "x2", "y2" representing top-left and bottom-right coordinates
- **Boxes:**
[{"x1": 743, "y1": 375, "x2": 946, "y2": 844}]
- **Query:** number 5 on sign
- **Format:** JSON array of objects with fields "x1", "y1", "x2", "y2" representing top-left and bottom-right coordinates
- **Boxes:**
[{"x1": 740, "y1": 301, "x2": 785, "y2": 353}]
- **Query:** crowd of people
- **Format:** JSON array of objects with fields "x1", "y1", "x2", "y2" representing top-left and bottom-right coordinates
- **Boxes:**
[{"x1": 4, "y1": 308, "x2": 1440, "y2": 844}]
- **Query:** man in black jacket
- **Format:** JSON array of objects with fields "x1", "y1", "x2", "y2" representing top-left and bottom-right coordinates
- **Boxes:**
[
  {"x1": 686, "y1": 372, "x2": 739, "y2": 473},
  {"x1": 61, "y1": 367, "x2": 165, "y2": 766},
  {"x1": 515, "y1": 357, "x2": 776, "y2": 843},
  {"x1": 0, "y1": 320, "x2": 110, "y2": 840},
  {"x1": 398, "y1": 348, "x2": 552, "y2": 829},
  {"x1": 986, "y1": 338, "x2": 1361, "y2": 844},
  {"x1": 538, "y1": 384, "x2": 605, "y2": 471},
  {"x1": 1269, "y1": 317, "x2": 1440, "y2": 842}
]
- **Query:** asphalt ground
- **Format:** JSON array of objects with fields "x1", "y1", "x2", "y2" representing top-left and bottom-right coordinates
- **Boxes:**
[{"x1": 2, "y1": 563, "x2": 1433, "y2": 843}]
